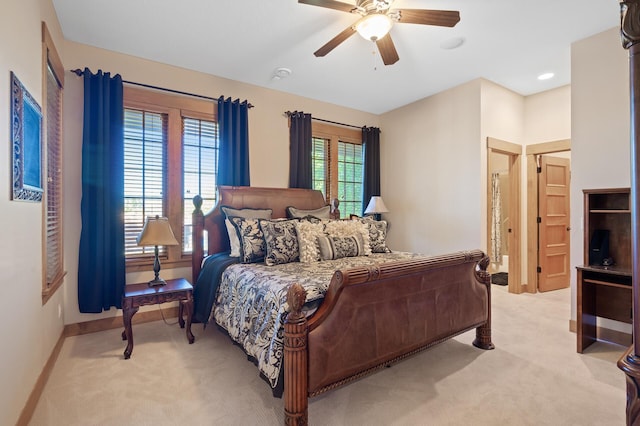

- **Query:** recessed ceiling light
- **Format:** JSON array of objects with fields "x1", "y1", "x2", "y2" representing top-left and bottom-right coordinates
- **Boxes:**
[
  {"x1": 440, "y1": 37, "x2": 465, "y2": 50},
  {"x1": 272, "y1": 67, "x2": 292, "y2": 81},
  {"x1": 538, "y1": 72, "x2": 555, "y2": 81}
]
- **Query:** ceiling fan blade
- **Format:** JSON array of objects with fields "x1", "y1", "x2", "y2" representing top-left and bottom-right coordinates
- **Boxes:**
[
  {"x1": 314, "y1": 24, "x2": 357, "y2": 57},
  {"x1": 395, "y1": 9, "x2": 460, "y2": 27},
  {"x1": 298, "y1": 0, "x2": 356, "y2": 13},
  {"x1": 376, "y1": 34, "x2": 399, "y2": 65}
]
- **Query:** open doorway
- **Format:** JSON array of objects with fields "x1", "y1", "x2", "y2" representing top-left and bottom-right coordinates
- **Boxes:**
[
  {"x1": 489, "y1": 153, "x2": 511, "y2": 280},
  {"x1": 487, "y1": 138, "x2": 522, "y2": 294}
]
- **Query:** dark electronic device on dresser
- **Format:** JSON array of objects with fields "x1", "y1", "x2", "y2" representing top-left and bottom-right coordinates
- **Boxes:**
[{"x1": 589, "y1": 229, "x2": 610, "y2": 266}]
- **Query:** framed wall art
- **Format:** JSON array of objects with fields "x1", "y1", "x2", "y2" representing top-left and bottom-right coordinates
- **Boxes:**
[{"x1": 11, "y1": 71, "x2": 43, "y2": 202}]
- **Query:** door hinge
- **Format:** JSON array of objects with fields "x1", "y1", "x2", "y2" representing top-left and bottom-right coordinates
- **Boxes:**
[
  {"x1": 537, "y1": 266, "x2": 542, "y2": 273},
  {"x1": 537, "y1": 166, "x2": 542, "y2": 173},
  {"x1": 537, "y1": 217, "x2": 542, "y2": 224}
]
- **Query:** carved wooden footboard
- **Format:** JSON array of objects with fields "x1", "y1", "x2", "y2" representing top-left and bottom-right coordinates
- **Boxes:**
[{"x1": 283, "y1": 250, "x2": 493, "y2": 425}]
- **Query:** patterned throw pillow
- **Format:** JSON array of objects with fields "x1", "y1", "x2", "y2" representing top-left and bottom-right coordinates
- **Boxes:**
[
  {"x1": 317, "y1": 234, "x2": 365, "y2": 260},
  {"x1": 221, "y1": 206, "x2": 272, "y2": 257},
  {"x1": 361, "y1": 218, "x2": 391, "y2": 253},
  {"x1": 324, "y1": 220, "x2": 371, "y2": 255},
  {"x1": 229, "y1": 217, "x2": 266, "y2": 263},
  {"x1": 295, "y1": 220, "x2": 326, "y2": 262},
  {"x1": 259, "y1": 219, "x2": 299, "y2": 266}
]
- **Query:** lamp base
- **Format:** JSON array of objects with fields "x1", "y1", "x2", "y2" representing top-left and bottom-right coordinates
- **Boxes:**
[{"x1": 147, "y1": 277, "x2": 167, "y2": 287}]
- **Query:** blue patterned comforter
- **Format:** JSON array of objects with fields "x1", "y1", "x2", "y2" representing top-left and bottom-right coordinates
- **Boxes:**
[{"x1": 211, "y1": 252, "x2": 425, "y2": 388}]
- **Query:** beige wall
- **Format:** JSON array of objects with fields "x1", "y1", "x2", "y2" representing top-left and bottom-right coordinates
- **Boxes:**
[
  {"x1": 62, "y1": 41, "x2": 380, "y2": 325},
  {"x1": 380, "y1": 75, "x2": 570, "y2": 291},
  {"x1": 571, "y1": 27, "x2": 630, "y2": 331},
  {"x1": 380, "y1": 79, "x2": 482, "y2": 254},
  {"x1": 0, "y1": 1, "x2": 66, "y2": 424},
  {"x1": 524, "y1": 85, "x2": 571, "y2": 145},
  {"x1": 479, "y1": 80, "x2": 526, "y2": 281}
]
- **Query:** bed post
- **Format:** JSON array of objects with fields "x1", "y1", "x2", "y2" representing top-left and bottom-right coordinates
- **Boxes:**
[
  {"x1": 473, "y1": 255, "x2": 495, "y2": 350},
  {"x1": 192, "y1": 195, "x2": 204, "y2": 282},
  {"x1": 284, "y1": 283, "x2": 309, "y2": 426},
  {"x1": 619, "y1": 2, "x2": 640, "y2": 424},
  {"x1": 330, "y1": 198, "x2": 340, "y2": 219}
]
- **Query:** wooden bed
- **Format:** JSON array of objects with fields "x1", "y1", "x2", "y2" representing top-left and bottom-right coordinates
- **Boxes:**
[{"x1": 192, "y1": 185, "x2": 494, "y2": 425}]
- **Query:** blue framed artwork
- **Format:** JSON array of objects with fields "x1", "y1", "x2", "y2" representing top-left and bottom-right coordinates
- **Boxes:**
[{"x1": 11, "y1": 72, "x2": 43, "y2": 202}]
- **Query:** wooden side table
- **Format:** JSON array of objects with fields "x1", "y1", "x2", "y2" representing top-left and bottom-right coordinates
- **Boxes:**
[{"x1": 121, "y1": 277, "x2": 195, "y2": 359}]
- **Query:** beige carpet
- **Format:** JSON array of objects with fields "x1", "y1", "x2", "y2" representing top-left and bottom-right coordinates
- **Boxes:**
[{"x1": 30, "y1": 286, "x2": 626, "y2": 426}]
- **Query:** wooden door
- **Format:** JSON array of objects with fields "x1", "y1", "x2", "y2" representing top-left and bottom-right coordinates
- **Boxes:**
[{"x1": 538, "y1": 155, "x2": 571, "y2": 292}]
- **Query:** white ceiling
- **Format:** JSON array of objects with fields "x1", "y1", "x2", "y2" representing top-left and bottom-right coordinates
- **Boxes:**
[{"x1": 51, "y1": 0, "x2": 621, "y2": 114}]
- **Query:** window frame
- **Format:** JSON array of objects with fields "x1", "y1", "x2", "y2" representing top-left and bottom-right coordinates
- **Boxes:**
[
  {"x1": 123, "y1": 87, "x2": 216, "y2": 273},
  {"x1": 311, "y1": 122, "x2": 362, "y2": 217},
  {"x1": 41, "y1": 21, "x2": 66, "y2": 305}
]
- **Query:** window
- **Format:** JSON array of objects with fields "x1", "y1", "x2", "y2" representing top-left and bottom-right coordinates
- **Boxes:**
[
  {"x1": 42, "y1": 22, "x2": 65, "y2": 304},
  {"x1": 124, "y1": 87, "x2": 217, "y2": 271},
  {"x1": 123, "y1": 110, "x2": 166, "y2": 256},
  {"x1": 337, "y1": 141, "x2": 363, "y2": 217},
  {"x1": 311, "y1": 137, "x2": 327, "y2": 196},
  {"x1": 311, "y1": 122, "x2": 363, "y2": 218},
  {"x1": 182, "y1": 118, "x2": 218, "y2": 251}
]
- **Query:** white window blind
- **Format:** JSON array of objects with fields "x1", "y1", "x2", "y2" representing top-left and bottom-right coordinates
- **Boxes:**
[
  {"x1": 182, "y1": 117, "x2": 218, "y2": 253},
  {"x1": 124, "y1": 109, "x2": 166, "y2": 257},
  {"x1": 337, "y1": 141, "x2": 363, "y2": 218},
  {"x1": 311, "y1": 136, "x2": 328, "y2": 198},
  {"x1": 45, "y1": 64, "x2": 63, "y2": 286}
]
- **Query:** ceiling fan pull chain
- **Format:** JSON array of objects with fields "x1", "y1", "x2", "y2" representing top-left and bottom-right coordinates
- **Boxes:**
[{"x1": 372, "y1": 46, "x2": 378, "y2": 71}]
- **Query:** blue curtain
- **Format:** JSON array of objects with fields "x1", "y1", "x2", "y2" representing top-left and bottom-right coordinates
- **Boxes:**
[
  {"x1": 362, "y1": 126, "x2": 381, "y2": 214},
  {"x1": 217, "y1": 97, "x2": 250, "y2": 186},
  {"x1": 77, "y1": 68, "x2": 125, "y2": 313},
  {"x1": 288, "y1": 111, "x2": 312, "y2": 189}
]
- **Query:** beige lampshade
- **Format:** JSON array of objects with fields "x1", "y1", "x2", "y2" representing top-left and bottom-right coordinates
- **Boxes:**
[
  {"x1": 364, "y1": 196, "x2": 389, "y2": 215},
  {"x1": 136, "y1": 216, "x2": 179, "y2": 246}
]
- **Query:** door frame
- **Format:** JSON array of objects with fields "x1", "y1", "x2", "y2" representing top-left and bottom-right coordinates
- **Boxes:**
[
  {"x1": 525, "y1": 139, "x2": 571, "y2": 294},
  {"x1": 487, "y1": 137, "x2": 522, "y2": 294}
]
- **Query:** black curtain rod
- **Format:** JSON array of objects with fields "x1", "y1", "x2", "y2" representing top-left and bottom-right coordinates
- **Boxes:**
[
  {"x1": 284, "y1": 111, "x2": 366, "y2": 130},
  {"x1": 71, "y1": 69, "x2": 254, "y2": 108}
]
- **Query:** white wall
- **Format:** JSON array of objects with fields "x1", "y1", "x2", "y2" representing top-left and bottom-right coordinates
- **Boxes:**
[
  {"x1": 0, "y1": 1, "x2": 66, "y2": 424},
  {"x1": 61, "y1": 41, "x2": 380, "y2": 325},
  {"x1": 571, "y1": 27, "x2": 630, "y2": 329}
]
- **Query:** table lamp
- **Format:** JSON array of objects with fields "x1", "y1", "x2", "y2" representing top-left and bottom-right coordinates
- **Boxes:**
[
  {"x1": 136, "y1": 215, "x2": 179, "y2": 286},
  {"x1": 364, "y1": 196, "x2": 389, "y2": 221}
]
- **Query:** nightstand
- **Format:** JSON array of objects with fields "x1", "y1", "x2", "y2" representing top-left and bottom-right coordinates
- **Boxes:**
[{"x1": 121, "y1": 277, "x2": 194, "y2": 359}]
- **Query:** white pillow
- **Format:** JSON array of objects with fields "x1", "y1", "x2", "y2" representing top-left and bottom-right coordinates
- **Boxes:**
[
  {"x1": 225, "y1": 219, "x2": 241, "y2": 257},
  {"x1": 295, "y1": 220, "x2": 326, "y2": 262}
]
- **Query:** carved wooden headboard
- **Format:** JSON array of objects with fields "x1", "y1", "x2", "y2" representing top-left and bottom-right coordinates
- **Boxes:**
[{"x1": 191, "y1": 186, "x2": 335, "y2": 280}]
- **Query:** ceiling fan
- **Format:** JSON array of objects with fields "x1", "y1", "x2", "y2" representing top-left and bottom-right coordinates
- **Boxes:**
[{"x1": 299, "y1": 0, "x2": 460, "y2": 66}]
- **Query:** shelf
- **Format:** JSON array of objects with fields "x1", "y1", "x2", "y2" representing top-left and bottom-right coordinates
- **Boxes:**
[
  {"x1": 583, "y1": 278, "x2": 632, "y2": 289},
  {"x1": 578, "y1": 189, "x2": 633, "y2": 353},
  {"x1": 578, "y1": 265, "x2": 632, "y2": 277},
  {"x1": 589, "y1": 209, "x2": 631, "y2": 214}
]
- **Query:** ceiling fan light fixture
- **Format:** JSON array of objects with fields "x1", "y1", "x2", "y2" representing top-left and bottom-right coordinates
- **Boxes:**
[{"x1": 355, "y1": 13, "x2": 393, "y2": 42}]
